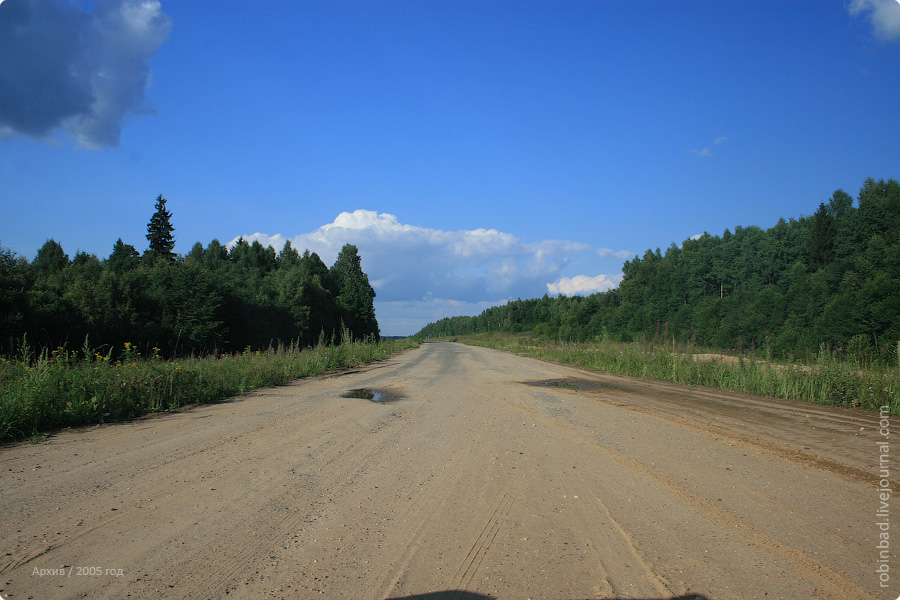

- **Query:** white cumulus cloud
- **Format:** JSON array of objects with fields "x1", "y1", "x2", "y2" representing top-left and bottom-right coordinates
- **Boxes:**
[
  {"x1": 547, "y1": 274, "x2": 623, "y2": 296},
  {"x1": 231, "y1": 210, "x2": 594, "y2": 303},
  {"x1": 230, "y1": 210, "x2": 632, "y2": 335},
  {"x1": 849, "y1": 0, "x2": 900, "y2": 41}
]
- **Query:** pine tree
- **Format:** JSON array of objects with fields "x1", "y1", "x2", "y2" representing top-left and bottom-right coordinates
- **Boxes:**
[{"x1": 146, "y1": 194, "x2": 176, "y2": 261}]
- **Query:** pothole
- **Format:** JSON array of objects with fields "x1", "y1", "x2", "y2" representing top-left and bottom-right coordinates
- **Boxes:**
[
  {"x1": 524, "y1": 378, "x2": 631, "y2": 393},
  {"x1": 342, "y1": 388, "x2": 398, "y2": 403}
]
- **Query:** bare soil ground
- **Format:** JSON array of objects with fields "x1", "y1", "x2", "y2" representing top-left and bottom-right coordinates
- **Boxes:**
[
  {"x1": 0, "y1": 342, "x2": 889, "y2": 599},
  {"x1": 689, "y1": 353, "x2": 815, "y2": 373}
]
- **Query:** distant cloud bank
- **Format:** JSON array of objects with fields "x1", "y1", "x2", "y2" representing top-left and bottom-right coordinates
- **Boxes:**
[
  {"x1": 849, "y1": 0, "x2": 900, "y2": 41},
  {"x1": 547, "y1": 274, "x2": 623, "y2": 296},
  {"x1": 0, "y1": 0, "x2": 171, "y2": 148},
  {"x1": 231, "y1": 210, "x2": 633, "y2": 335}
]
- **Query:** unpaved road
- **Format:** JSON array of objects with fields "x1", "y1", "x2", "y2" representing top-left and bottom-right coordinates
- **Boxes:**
[{"x1": 0, "y1": 342, "x2": 889, "y2": 599}]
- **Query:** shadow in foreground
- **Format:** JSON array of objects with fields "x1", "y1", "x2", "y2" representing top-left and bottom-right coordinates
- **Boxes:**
[
  {"x1": 386, "y1": 593, "x2": 493, "y2": 600},
  {"x1": 386, "y1": 592, "x2": 710, "y2": 600}
]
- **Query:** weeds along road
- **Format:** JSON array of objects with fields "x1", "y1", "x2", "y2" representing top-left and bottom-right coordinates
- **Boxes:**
[{"x1": 0, "y1": 342, "x2": 885, "y2": 600}]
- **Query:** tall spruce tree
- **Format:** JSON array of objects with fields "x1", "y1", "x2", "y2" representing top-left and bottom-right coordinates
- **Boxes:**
[
  {"x1": 146, "y1": 194, "x2": 176, "y2": 261},
  {"x1": 807, "y1": 202, "x2": 836, "y2": 269},
  {"x1": 329, "y1": 244, "x2": 379, "y2": 341}
]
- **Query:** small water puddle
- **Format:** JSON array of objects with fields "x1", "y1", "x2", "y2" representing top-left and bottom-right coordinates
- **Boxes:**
[
  {"x1": 343, "y1": 388, "x2": 397, "y2": 403},
  {"x1": 525, "y1": 378, "x2": 631, "y2": 393}
]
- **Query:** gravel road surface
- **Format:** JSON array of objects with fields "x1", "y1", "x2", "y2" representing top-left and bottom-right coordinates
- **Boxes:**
[{"x1": 0, "y1": 342, "x2": 886, "y2": 599}]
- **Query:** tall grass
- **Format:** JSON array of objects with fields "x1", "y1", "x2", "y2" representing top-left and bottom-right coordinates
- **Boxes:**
[
  {"x1": 455, "y1": 333, "x2": 899, "y2": 414},
  {"x1": 0, "y1": 332, "x2": 418, "y2": 441}
]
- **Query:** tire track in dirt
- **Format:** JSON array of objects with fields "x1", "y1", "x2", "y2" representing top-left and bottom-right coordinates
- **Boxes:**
[
  {"x1": 504, "y1": 387, "x2": 877, "y2": 600},
  {"x1": 449, "y1": 488, "x2": 517, "y2": 593},
  {"x1": 183, "y1": 390, "x2": 432, "y2": 597},
  {"x1": 581, "y1": 490, "x2": 672, "y2": 599},
  {"x1": 625, "y1": 398, "x2": 878, "y2": 486}
]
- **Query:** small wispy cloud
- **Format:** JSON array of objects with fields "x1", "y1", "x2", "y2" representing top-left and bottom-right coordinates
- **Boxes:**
[
  {"x1": 0, "y1": 0, "x2": 171, "y2": 148},
  {"x1": 597, "y1": 248, "x2": 634, "y2": 260},
  {"x1": 689, "y1": 135, "x2": 727, "y2": 158},
  {"x1": 848, "y1": 0, "x2": 900, "y2": 42}
]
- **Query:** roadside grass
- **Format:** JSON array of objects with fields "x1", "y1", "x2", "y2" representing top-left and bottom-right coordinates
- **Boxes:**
[
  {"x1": 447, "y1": 333, "x2": 899, "y2": 414},
  {"x1": 0, "y1": 334, "x2": 419, "y2": 442}
]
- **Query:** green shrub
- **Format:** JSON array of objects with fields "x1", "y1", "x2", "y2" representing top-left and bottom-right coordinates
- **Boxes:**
[
  {"x1": 458, "y1": 333, "x2": 899, "y2": 413},
  {"x1": 0, "y1": 336, "x2": 418, "y2": 441}
]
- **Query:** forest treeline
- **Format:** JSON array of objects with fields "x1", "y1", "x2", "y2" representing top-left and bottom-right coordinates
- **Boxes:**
[
  {"x1": 0, "y1": 195, "x2": 379, "y2": 357},
  {"x1": 417, "y1": 177, "x2": 900, "y2": 364}
]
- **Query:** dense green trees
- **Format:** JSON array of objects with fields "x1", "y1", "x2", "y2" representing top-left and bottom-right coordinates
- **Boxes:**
[
  {"x1": 418, "y1": 178, "x2": 900, "y2": 364},
  {"x1": 0, "y1": 197, "x2": 381, "y2": 357}
]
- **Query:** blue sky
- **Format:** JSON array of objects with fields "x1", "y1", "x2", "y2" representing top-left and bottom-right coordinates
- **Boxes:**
[{"x1": 1, "y1": 0, "x2": 899, "y2": 335}]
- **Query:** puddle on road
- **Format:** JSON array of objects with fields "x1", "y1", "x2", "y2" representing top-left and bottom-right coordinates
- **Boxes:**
[
  {"x1": 343, "y1": 388, "x2": 398, "y2": 403},
  {"x1": 525, "y1": 378, "x2": 631, "y2": 393}
]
